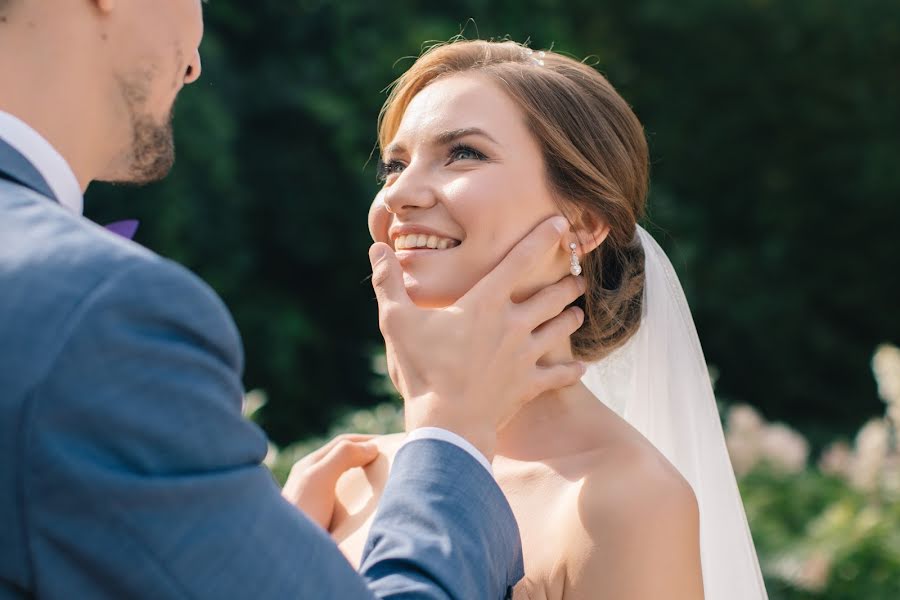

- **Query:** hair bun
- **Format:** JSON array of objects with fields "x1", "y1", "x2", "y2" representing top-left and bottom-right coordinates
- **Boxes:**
[{"x1": 573, "y1": 228, "x2": 645, "y2": 361}]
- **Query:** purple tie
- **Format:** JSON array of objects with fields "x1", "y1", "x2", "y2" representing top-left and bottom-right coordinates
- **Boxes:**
[{"x1": 104, "y1": 219, "x2": 139, "y2": 240}]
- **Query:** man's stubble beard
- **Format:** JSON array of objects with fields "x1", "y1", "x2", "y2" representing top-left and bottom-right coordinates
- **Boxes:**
[
  {"x1": 127, "y1": 108, "x2": 176, "y2": 184},
  {"x1": 110, "y1": 70, "x2": 177, "y2": 185}
]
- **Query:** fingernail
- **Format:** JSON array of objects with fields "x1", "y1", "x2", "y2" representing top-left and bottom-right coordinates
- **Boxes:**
[
  {"x1": 572, "y1": 306, "x2": 585, "y2": 323},
  {"x1": 551, "y1": 216, "x2": 569, "y2": 234},
  {"x1": 361, "y1": 442, "x2": 379, "y2": 453},
  {"x1": 576, "y1": 276, "x2": 587, "y2": 293},
  {"x1": 369, "y1": 244, "x2": 388, "y2": 266},
  {"x1": 579, "y1": 361, "x2": 588, "y2": 376}
]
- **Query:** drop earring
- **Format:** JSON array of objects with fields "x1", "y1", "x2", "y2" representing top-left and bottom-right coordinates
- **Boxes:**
[{"x1": 569, "y1": 243, "x2": 582, "y2": 276}]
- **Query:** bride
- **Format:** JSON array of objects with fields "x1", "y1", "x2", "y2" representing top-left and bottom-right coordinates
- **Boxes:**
[{"x1": 331, "y1": 40, "x2": 767, "y2": 599}]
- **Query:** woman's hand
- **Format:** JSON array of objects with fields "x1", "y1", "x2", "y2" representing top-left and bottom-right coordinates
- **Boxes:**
[{"x1": 282, "y1": 434, "x2": 379, "y2": 531}]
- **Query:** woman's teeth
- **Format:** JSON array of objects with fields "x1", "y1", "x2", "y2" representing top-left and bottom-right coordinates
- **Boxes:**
[{"x1": 394, "y1": 234, "x2": 461, "y2": 250}]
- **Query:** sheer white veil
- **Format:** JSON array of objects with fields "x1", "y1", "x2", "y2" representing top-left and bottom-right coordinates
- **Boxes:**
[{"x1": 581, "y1": 225, "x2": 768, "y2": 599}]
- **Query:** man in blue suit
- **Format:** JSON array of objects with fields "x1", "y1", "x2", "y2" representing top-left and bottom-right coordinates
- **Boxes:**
[{"x1": 0, "y1": 2, "x2": 587, "y2": 598}]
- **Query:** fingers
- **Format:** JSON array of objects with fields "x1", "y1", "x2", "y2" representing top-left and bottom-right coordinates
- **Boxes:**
[
  {"x1": 314, "y1": 440, "x2": 380, "y2": 486},
  {"x1": 519, "y1": 275, "x2": 586, "y2": 328},
  {"x1": 291, "y1": 437, "x2": 379, "y2": 487},
  {"x1": 465, "y1": 216, "x2": 569, "y2": 303},
  {"x1": 369, "y1": 243, "x2": 412, "y2": 313},
  {"x1": 306, "y1": 434, "x2": 376, "y2": 463},
  {"x1": 532, "y1": 306, "x2": 585, "y2": 351},
  {"x1": 534, "y1": 361, "x2": 587, "y2": 396}
]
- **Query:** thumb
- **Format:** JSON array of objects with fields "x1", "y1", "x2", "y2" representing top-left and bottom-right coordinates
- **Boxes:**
[
  {"x1": 314, "y1": 441, "x2": 380, "y2": 486},
  {"x1": 369, "y1": 243, "x2": 411, "y2": 308}
]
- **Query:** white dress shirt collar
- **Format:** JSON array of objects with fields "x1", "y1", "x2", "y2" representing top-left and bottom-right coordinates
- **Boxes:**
[
  {"x1": 404, "y1": 427, "x2": 494, "y2": 474},
  {"x1": 0, "y1": 110, "x2": 83, "y2": 215}
]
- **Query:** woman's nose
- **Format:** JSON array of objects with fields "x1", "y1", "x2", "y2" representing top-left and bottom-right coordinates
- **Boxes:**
[
  {"x1": 382, "y1": 165, "x2": 437, "y2": 215},
  {"x1": 184, "y1": 50, "x2": 202, "y2": 85}
]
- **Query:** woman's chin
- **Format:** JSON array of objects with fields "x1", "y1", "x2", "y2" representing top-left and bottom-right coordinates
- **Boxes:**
[{"x1": 402, "y1": 273, "x2": 461, "y2": 309}]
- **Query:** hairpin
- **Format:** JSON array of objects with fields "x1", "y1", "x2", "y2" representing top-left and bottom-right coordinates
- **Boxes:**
[{"x1": 523, "y1": 48, "x2": 546, "y2": 67}]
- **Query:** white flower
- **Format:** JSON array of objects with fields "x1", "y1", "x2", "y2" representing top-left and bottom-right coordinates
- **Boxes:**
[
  {"x1": 725, "y1": 404, "x2": 765, "y2": 476},
  {"x1": 727, "y1": 404, "x2": 764, "y2": 435},
  {"x1": 770, "y1": 550, "x2": 832, "y2": 592},
  {"x1": 818, "y1": 441, "x2": 852, "y2": 478},
  {"x1": 795, "y1": 551, "x2": 833, "y2": 592},
  {"x1": 725, "y1": 405, "x2": 810, "y2": 476},
  {"x1": 873, "y1": 343, "x2": 900, "y2": 409},
  {"x1": 849, "y1": 419, "x2": 889, "y2": 493},
  {"x1": 882, "y1": 452, "x2": 900, "y2": 501},
  {"x1": 727, "y1": 435, "x2": 762, "y2": 477},
  {"x1": 760, "y1": 423, "x2": 809, "y2": 474}
]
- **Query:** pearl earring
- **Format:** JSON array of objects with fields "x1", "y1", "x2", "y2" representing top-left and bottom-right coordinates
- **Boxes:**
[{"x1": 569, "y1": 243, "x2": 582, "y2": 276}]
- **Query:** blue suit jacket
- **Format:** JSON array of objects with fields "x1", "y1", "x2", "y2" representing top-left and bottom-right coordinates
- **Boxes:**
[{"x1": 0, "y1": 140, "x2": 524, "y2": 599}]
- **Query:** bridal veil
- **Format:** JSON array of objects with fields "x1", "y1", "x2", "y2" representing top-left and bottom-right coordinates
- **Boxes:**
[{"x1": 581, "y1": 225, "x2": 769, "y2": 599}]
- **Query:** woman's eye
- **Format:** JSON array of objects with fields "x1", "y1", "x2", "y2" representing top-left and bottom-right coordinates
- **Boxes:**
[
  {"x1": 448, "y1": 144, "x2": 486, "y2": 163},
  {"x1": 377, "y1": 159, "x2": 405, "y2": 183}
]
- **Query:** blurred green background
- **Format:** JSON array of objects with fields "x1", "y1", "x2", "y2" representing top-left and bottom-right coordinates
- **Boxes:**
[{"x1": 83, "y1": 0, "x2": 900, "y2": 596}]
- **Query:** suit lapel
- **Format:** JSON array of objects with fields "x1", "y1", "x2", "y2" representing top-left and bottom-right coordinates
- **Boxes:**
[{"x1": 0, "y1": 136, "x2": 58, "y2": 203}]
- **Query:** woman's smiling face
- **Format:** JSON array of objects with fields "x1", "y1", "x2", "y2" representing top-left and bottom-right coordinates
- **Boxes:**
[{"x1": 368, "y1": 73, "x2": 571, "y2": 308}]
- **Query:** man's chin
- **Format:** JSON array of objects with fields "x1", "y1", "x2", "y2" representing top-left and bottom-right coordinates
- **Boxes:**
[
  {"x1": 98, "y1": 154, "x2": 175, "y2": 186},
  {"x1": 108, "y1": 108, "x2": 177, "y2": 185},
  {"x1": 101, "y1": 134, "x2": 175, "y2": 185},
  {"x1": 127, "y1": 154, "x2": 175, "y2": 185}
]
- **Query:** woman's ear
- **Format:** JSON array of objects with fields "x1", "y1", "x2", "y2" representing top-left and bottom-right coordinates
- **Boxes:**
[{"x1": 560, "y1": 213, "x2": 610, "y2": 256}]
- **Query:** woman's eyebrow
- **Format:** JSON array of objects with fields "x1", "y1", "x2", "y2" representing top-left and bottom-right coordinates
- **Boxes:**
[
  {"x1": 434, "y1": 127, "x2": 499, "y2": 146},
  {"x1": 383, "y1": 127, "x2": 499, "y2": 156}
]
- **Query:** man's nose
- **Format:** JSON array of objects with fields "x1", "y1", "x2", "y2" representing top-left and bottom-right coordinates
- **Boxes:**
[{"x1": 184, "y1": 50, "x2": 202, "y2": 85}]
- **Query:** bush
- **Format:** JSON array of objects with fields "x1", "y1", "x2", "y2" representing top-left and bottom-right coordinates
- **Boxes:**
[{"x1": 724, "y1": 343, "x2": 900, "y2": 597}]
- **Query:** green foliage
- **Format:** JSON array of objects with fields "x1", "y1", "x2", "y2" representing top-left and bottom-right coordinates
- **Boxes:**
[
  {"x1": 725, "y1": 342, "x2": 900, "y2": 598},
  {"x1": 84, "y1": 0, "x2": 899, "y2": 444},
  {"x1": 742, "y1": 465, "x2": 900, "y2": 598}
]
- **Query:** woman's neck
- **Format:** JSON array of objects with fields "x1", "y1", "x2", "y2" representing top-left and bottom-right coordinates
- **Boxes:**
[{"x1": 495, "y1": 334, "x2": 597, "y2": 461}]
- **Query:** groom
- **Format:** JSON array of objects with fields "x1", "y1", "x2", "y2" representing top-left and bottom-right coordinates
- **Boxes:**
[{"x1": 0, "y1": 2, "x2": 588, "y2": 598}]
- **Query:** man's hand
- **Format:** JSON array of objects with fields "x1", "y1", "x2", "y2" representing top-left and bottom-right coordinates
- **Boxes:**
[
  {"x1": 369, "y1": 216, "x2": 586, "y2": 461},
  {"x1": 282, "y1": 434, "x2": 379, "y2": 531}
]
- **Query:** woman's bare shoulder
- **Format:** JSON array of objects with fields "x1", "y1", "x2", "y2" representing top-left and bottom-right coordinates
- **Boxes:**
[
  {"x1": 584, "y1": 438, "x2": 696, "y2": 520},
  {"x1": 558, "y1": 396, "x2": 697, "y2": 522},
  {"x1": 558, "y1": 439, "x2": 702, "y2": 599}
]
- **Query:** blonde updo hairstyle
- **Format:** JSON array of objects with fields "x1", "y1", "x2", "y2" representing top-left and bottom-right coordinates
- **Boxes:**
[{"x1": 379, "y1": 40, "x2": 648, "y2": 361}]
